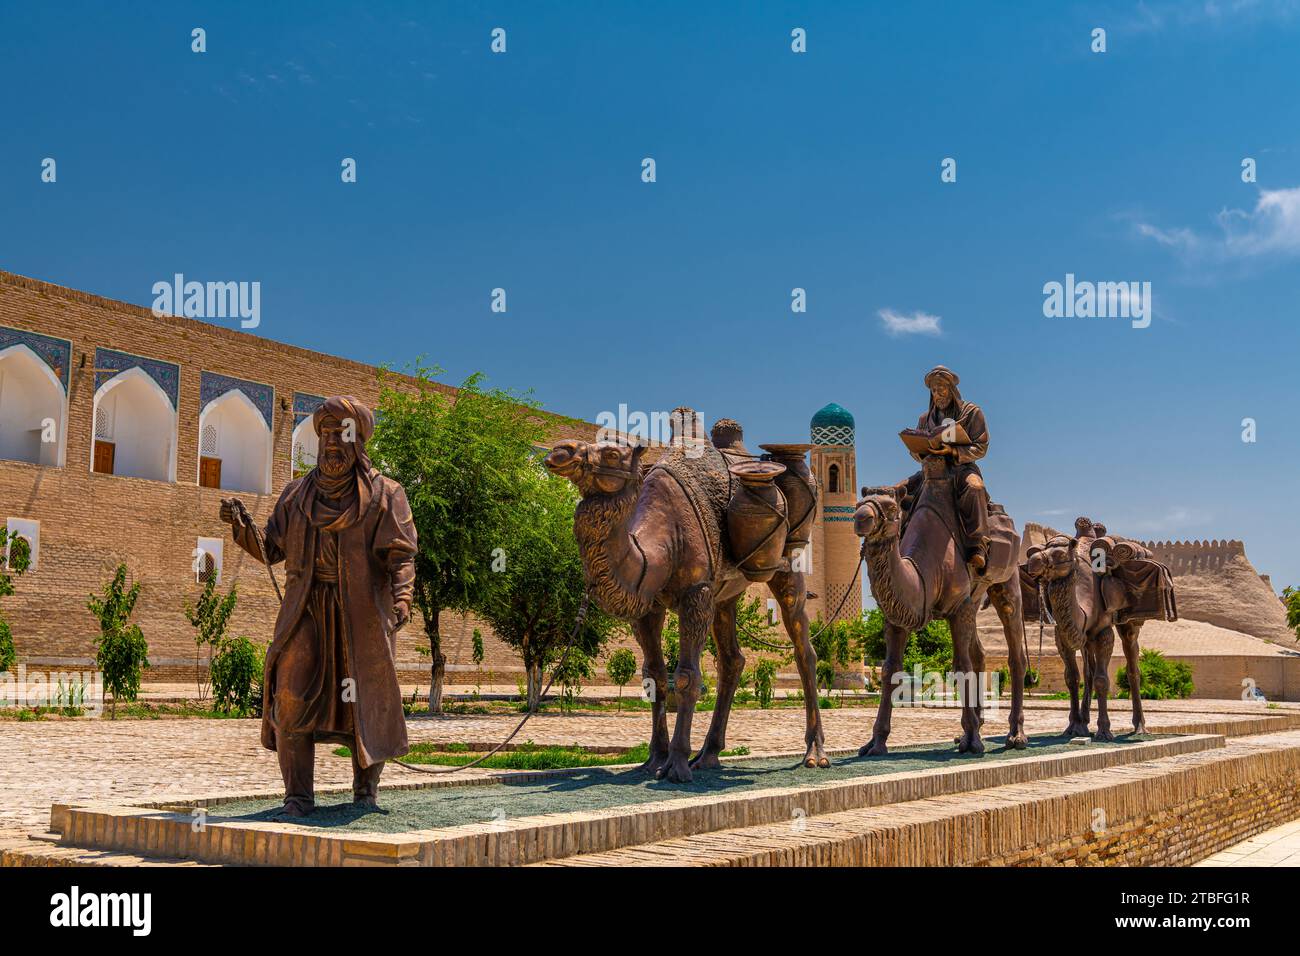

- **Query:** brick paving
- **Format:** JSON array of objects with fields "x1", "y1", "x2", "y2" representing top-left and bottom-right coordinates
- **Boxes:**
[
  {"x1": 0, "y1": 699, "x2": 1291, "y2": 832},
  {"x1": 1195, "y1": 818, "x2": 1300, "y2": 867}
]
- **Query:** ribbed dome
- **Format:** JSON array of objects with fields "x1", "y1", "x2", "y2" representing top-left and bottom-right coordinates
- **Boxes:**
[{"x1": 811, "y1": 403, "x2": 855, "y2": 445}]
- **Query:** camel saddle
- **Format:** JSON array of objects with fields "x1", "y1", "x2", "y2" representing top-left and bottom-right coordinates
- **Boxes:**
[{"x1": 899, "y1": 457, "x2": 1014, "y2": 576}]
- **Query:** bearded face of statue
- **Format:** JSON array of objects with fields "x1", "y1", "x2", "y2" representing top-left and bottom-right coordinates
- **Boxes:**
[
  {"x1": 317, "y1": 414, "x2": 357, "y2": 478},
  {"x1": 929, "y1": 380, "x2": 953, "y2": 411}
]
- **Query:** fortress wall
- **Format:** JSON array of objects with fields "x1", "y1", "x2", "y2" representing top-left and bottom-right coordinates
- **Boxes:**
[{"x1": 1139, "y1": 539, "x2": 1248, "y2": 577}]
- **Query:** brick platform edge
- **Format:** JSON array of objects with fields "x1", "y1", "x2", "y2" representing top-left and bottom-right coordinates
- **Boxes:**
[
  {"x1": 541, "y1": 731, "x2": 1300, "y2": 867},
  {"x1": 25, "y1": 734, "x2": 1219, "y2": 867}
]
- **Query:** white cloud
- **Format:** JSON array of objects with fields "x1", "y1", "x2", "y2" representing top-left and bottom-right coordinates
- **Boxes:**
[
  {"x1": 1122, "y1": 0, "x2": 1300, "y2": 34},
  {"x1": 1135, "y1": 186, "x2": 1300, "y2": 263},
  {"x1": 878, "y1": 308, "x2": 942, "y2": 337}
]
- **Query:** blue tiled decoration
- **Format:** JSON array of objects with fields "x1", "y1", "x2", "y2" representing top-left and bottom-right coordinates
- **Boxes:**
[
  {"x1": 200, "y1": 371, "x2": 274, "y2": 429},
  {"x1": 94, "y1": 348, "x2": 180, "y2": 409},
  {"x1": 293, "y1": 392, "x2": 325, "y2": 426},
  {"x1": 0, "y1": 325, "x2": 72, "y2": 392}
]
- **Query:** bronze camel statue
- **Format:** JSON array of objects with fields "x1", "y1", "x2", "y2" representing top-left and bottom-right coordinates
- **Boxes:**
[
  {"x1": 854, "y1": 454, "x2": 1030, "y2": 755},
  {"x1": 545, "y1": 436, "x2": 829, "y2": 783},
  {"x1": 1025, "y1": 531, "x2": 1171, "y2": 738}
]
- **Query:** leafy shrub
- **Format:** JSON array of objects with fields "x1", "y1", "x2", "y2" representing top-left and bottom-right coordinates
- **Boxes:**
[
  {"x1": 1117, "y1": 649, "x2": 1193, "y2": 700},
  {"x1": 995, "y1": 664, "x2": 1042, "y2": 693},
  {"x1": 210, "y1": 636, "x2": 264, "y2": 715},
  {"x1": 754, "y1": 658, "x2": 777, "y2": 709}
]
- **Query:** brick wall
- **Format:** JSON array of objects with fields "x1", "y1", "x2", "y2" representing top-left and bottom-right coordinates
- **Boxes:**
[
  {"x1": 985, "y1": 745, "x2": 1300, "y2": 866},
  {"x1": 0, "y1": 270, "x2": 601, "y2": 677}
]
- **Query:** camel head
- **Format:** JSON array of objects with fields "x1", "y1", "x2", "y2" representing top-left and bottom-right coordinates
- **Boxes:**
[
  {"x1": 854, "y1": 486, "x2": 904, "y2": 543},
  {"x1": 1025, "y1": 536, "x2": 1076, "y2": 583},
  {"x1": 544, "y1": 440, "x2": 646, "y2": 497}
]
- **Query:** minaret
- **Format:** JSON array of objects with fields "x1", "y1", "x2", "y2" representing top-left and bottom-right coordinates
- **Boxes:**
[{"x1": 809, "y1": 403, "x2": 861, "y2": 624}]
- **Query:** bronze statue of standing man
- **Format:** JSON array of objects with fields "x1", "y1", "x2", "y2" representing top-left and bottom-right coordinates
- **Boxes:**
[{"x1": 221, "y1": 396, "x2": 417, "y2": 816}]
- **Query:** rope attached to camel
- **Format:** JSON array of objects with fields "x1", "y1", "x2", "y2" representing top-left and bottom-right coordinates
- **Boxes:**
[{"x1": 391, "y1": 592, "x2": 592, "y2": 775}]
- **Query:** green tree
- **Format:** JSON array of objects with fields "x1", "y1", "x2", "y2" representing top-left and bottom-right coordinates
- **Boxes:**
[
  {"x1": 0, "y1": 530, "x2": 31, "y2": 674},
  {"x1": 862, "y1": 609, "x2": 953, "y2": 674},
  {"x1": 810, "y1": 614, "x2": 868, "y2": 701},
  {"x1": 1283, "y1": 586, "x2": 1300, "y2": 641},
  {"x1": 606, "y1": 647, "x2": 637, "y2": 710},
  {"x1": 88, "y1": 565, "x2": 150, "y2": 718},
  {"x1": 183, "y1": 576, "x2": 238, "y2": 702},
  {"x1": 476, "y1": 465, "x2": 620, "y2": 710},
  {"x1": 554, "y1": 646, "x2": 593, "y2": 713},
  {"x1": 368, "y1": 362, "x2": 549, "y2": 712}
]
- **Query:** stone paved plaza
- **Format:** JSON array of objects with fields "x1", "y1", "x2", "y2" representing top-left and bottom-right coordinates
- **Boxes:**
[{"x1": 2, "y1": 697, "x2": 1294, "y2": 834}]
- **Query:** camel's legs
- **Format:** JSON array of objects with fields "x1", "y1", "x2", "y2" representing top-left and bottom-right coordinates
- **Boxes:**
[
  {"x1": 1079, "y1": 643, "x2": 1095, "y2": 731},
  {"x1": 692, "y1": 597, "x2": 742, "y2": 770},
  {"x1": 950, "y1": 602, "x2": 984, "y2": 755},
  {"x1": 968, "y1": 629, "x2": 987, "y2": 730},
  {"x1": 1119, "y1": 622, "x2": 1147, "y2": 734},
  {"x1": 987, "y1": 578, "x2": 1029, "y2": 748},
  {"x1": 632, "y1": 607, "x2": 670, "y2": 773},
  {"x1": 862, "y1": 619, "x2": 909, "y2": 756},
  {"x1": 1090, "y1": 627, "x2": 1116, "y2": 741},
  {"x1": 770, "y1": 569, "x2": 829, "y2": 768},
  {"x1": 659, "y1": 583, "x2": 712, "y2": 783},
  {"x1": 1059, "y1": 637, "x2": 1088, "y2": 737}
]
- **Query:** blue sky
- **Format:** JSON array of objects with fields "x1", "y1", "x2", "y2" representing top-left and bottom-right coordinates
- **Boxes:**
[{"x1": 4, "y1": 2, "x2": 1300, "y2": 588}]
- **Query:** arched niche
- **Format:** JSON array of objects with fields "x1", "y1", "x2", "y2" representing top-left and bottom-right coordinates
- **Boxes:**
[
  {"x1": 91, "y1": 367, "x2": 177, "y2": 482},
  {"x1": 291, "y1": 417, "x2": 318, "y2": 478},
  {"x1": 197, "y1": 389, "x2": 272, "y2": 494},
  {"x1": 0, "y1": 344, "x2": 66, "y2": 466}
]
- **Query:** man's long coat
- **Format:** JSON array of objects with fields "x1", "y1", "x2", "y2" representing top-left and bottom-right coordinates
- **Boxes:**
[{"x1": 232, "y1": 470, "x2": 417, "y2": 767}]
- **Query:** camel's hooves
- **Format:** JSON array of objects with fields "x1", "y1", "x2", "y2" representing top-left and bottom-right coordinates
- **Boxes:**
[
  {"x1": 1094, "y1": 730, "x2": 1116, "y2": 743},
  {"x1": 1007, "y1": 735, "x2": 1029, "y2": 750},
  {"x1": 859, "y1": 742, "x2": 887, "y2": 757},
  {"x1": 817, "y1": 756, "x2": 831, "y2": 768}
]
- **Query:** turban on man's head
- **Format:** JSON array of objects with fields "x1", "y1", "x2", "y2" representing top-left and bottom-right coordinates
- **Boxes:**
[
  {"x1": 312, "y1": 395, "x2": 375, "y2": 475},
  {"x1": 923, "y1": 366, "x2": 960, "y2": 390},
  {"x1": 923, "y1": 366, "x2": 963, "y2": 414}
]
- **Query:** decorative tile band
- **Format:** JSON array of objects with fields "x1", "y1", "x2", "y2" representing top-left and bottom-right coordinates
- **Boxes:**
[
  {"x1": 200, "y1": 371, "x2": 274, "y2": 429},
  {"x1": 0, "y1": 325, "x2": 71, "y2": 391},
  {"x1": 293, "y1": 392, "x2": 325, "y2": 426},
  {"x1": 94, "y1": 348, "x2": 180, "y2": 409}
]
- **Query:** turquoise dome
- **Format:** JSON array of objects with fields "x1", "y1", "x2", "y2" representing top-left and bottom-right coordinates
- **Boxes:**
[{"x1": 811, "y1": 403, "x2": 855, "y2": 445}]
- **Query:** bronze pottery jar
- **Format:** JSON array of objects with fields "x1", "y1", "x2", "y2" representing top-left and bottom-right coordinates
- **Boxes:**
[
  {"x1": 759, "y1": 443, "x2": 817, "y2": 556},
  {"x1": 726, "y1": 460, "x2": 788, "y2": 582}
]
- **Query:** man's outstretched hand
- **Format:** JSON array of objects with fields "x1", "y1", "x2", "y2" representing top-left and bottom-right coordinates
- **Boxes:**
[
  {"x1": 219, "y1": 498, "x2": 245, "y2": 527},
  {"x1": 393, "y1": 602, "x2": 411, "y2": 631}
]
